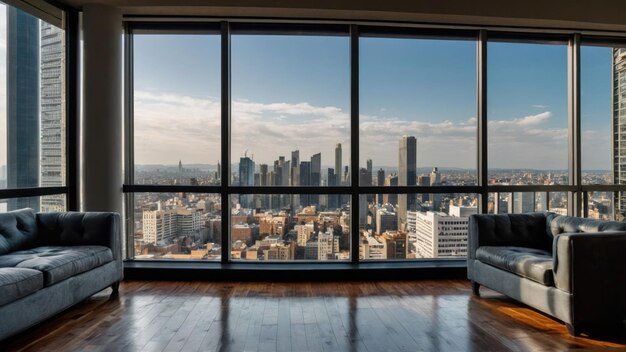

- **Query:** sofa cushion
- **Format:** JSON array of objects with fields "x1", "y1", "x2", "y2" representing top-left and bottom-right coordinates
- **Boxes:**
[
  {"x1": 0, "y1": 209, "x2": 38, "y2": 255},
  {"x1": 0, "y1": 246, "x2": 113, "y2": 286},
  {"x1": 476, "y1": 246, "x2": 554, "y2": 286},
  {"x1": 551, "y1": 215, "x2": 626, "y2": 236},
  {"x1": 0, "y1": 267, "x2": 43, "y2": 306}
]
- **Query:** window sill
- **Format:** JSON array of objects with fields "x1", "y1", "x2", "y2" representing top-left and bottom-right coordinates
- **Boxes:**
[{"x1": 123, "y1": 259, "x2": 467, "y2": 281}]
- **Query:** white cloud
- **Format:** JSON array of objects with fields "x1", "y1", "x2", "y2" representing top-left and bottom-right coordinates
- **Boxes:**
[
  {"x1": 531, "y1": 104, "x2": 548, "y2": 109},
  {"x1": 133, "y1": 90, "x2": 609, "y2": 171}
]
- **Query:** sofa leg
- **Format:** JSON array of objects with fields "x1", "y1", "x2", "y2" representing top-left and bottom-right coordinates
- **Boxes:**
[
  {"x1": 111, "y1": 281, "x2": 120, "y2": 294},
  {"x1": 471, "y1": 281, "x2": 480, "y2": 296},
  {"x1": 566, "y1": 323, "x2": 580, "y2": 336}
]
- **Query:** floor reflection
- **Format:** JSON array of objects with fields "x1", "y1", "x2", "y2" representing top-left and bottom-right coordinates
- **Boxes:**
[{"x1": 3, "y1": 281, "x2": 626, "y2": 352}]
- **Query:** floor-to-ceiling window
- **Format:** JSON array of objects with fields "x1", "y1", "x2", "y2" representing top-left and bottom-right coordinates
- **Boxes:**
[
  {"x1": 0, "y1": 1, "x2": 70, "y2": 213},
  {"x1": 124, "y1": 22, "x2": 626, "y2": 264}
]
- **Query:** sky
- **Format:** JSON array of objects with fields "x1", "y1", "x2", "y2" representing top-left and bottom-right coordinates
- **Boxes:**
[
  {"x1": 0, "y1": 9, "x2": 615, "y2": 172},
  {"x1": 131, "y1": 33, "x2": 615, "y2": 172}
]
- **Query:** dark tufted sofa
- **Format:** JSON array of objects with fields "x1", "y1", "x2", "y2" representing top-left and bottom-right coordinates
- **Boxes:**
[
  {"x1": 468, "y1": 212, "x2": 626, "y2": 336},
  {"x1": 0, "y1": 208, "x2": 123, "y2": 341}
]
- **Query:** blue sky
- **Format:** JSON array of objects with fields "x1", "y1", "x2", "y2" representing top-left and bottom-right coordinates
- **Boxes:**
[{"x1": 131, "y1": 33, "x2": 613, "y2": 171}]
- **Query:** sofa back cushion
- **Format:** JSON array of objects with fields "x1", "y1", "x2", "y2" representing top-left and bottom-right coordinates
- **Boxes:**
[
  {"x1": 0, "y1": 208, "x2": 38, "y2": 255},
  {"x1": 550, "y1": 215, "x2": 626, "y2": 235},
  {"x1": 469, "y1": 213, "x2": 552, "y2": 254}
]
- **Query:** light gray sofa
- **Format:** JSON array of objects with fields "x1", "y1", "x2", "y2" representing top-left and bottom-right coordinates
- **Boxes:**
[
  {"x1": 468, "y1": 212, "x2": 626, "y2": 336},
  {"x1": 0, "y1": 208, "x2": 123, "y2": 341}
]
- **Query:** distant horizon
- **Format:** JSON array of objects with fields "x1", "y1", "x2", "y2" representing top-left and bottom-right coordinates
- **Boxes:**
[{"x1": 131, "y1": 163, "x2": 612, "y2": 173}]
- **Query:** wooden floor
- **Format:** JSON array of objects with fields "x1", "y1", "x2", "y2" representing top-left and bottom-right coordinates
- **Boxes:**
[{"x1": 3, "y1": 280, "x2": 626, "y2": 352}]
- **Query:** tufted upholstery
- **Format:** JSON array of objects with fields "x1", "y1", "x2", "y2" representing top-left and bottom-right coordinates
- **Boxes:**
[
  {"x1": 469, "y1": 212, "x2": 626, "y2": 335},
  {"x1": 0, "y1": 208, "x2": 123, "y2": 341},
  {"x1": 476, "y1": 246, "x2": 554, "y2": 285},
  {"x1": 0, "y1": 209, "x2": 39, "y2": 255},
  {"x1": 37, "y1": 212, "x2": 121, "y2": 260},
  {"x1": 550, "y1": 215, "x2": 626, "y2": 236},
  {"x1": 468, "y1": 213, "x2": 552, "y2": 259},
  {"x1": 0, "y1": 246, "x2": 113, "y2": 286}
]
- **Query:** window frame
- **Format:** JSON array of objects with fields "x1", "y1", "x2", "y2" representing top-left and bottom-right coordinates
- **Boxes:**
[
  {"x1": 123, "y1": 20, "x2": 626, "y2": 264},
  {"x1": 0, "y1": 1, "x2": 76, "y2": 212}
]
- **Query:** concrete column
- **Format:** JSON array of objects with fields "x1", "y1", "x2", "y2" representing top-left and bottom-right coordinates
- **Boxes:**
[{"x1": 81, "y1": 4, "x2": 123, "y2": 214}]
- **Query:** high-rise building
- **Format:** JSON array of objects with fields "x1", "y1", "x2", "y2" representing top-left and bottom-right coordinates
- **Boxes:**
[
  {"x1": 430, "y1": 167, "x2": 442, "y2": 211},
  {"x1": 383, "y1": 174, "x2": 398, "y2": 205},
  {"x1": 614, "y1": 48, "x2": 626, "y2": 215},
  {"x1": 366, "y1": 159, "x2": 373, "y2": 185},
  {"x1": 376, "y1": 168, "x2": 385, "y2": 205},
  {"x1": 375, "y1": 208, "x2": 397, "y2": 234},
  {"x1": 40, "y1": 22, "x2": 65, "y2": 212},
  {"x1": 142, "y1": 209, "x2": 177, "y2": 244},
  {"x1": 412, "y1": 205, "x2": 477, "y2": 258},
  {"x1": 7, "y1": 8, "x2": 40, "y2": 211},
  {"x1": 239, "y1": 155, "x2": 255, "y2": 207},
  {"x1": 335, "y1": 143, "x2": 342, "y2": 185},
  {"x1": 318, "y1": 229, "x2": 340, "y2": 260},
  {"x1": 512, "y1": 192, "x2": 535, "y2": 213},
  {"x1": 379, "y1": 231, "x2": 407, "y2": 259},
  {"x1": 310, "y1": 153, "x2": 321, "y2": 205},
  {"x1": 300, "y1": 160, "x2": 311, "y2": 205},
  {"x1": 359, "y1": 234, "x2": 386, "y2": 260},
  {"x1": 398, "y1": 136, "x2": 417, "y2": 229}
]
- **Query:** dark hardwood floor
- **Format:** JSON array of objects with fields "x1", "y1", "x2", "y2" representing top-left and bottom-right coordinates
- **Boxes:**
[{"x1": 3, "y1": 280, "x2": 625, "y2": 351}]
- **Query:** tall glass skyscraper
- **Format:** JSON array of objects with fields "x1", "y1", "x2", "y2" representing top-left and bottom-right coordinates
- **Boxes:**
[
  {"x1": 239, "y1": 155, "x2": 255, "y2": 207},
  {"x1": 398, "y1": 135, "x2": 417, "y2": 229},
  {"x1": 613, "y1": 48, "x2": 626, "y2": 216},
  {"x1": 40, "y1": 22, "x2": 65, "y2": 212},
  {"x1": 7, "y1": 7, "x2": 40, "y2": 211}
]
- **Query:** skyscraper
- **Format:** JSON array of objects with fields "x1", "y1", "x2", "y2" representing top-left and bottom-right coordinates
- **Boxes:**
[
  {"x1": 377, "y1": 168, "x2": 385, "y2": 205},
  {"x1": 335, "y1": 143, "x2": 342, "y2": 185},
  {"x1": 614, "y1": 48, "x2": 626, "y2": 216},
  {"x1": 310, "y1": 153, "x2": 321, "y2": 206},
  {"x1": 7, "y1": 8, "x2": 40, "y2": 211},
  {"x1": 299, "y1": 160, "x2": 311, "y2": 206},
  {"x1": 40, "y1": 22, "x2": 65, "y2": 212},
  {"x1": 366, "y1": 159, "x2": 373, "y2": 186},
  {"x1": 239, "y1": 155, "x2": 255, "y2": 207},
  {"x1": 512, "y1": 192, "x2": 535, "y2": 214},
  {"x1": 430, "y1": 167, "x2": 442, "y2": 211},
  {"x1": 398, "y1": 136, "x2": 417, "y2": 228}
]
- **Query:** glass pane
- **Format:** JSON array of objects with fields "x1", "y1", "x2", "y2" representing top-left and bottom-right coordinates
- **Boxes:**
[
  {"x1": 488, "y1": 41, "x2": 568, "y2": 185},
  {"x1": 132, "y1": 193, "x2": 222, "y2": 261},
  {"x1": 0, "y1": 195, "x2": 66, "y2": 212},
  {"x1": 359, "y1": 193, "x2": 478, "y2": 260},
  {"x1": 585, "y1": 191, "x2": 618, "y2": 220},
  {"x1": 360, "y1": 37, "x2": 476, "y2": 186},
  {"x1": 0, "y1": 4, "x2": 66, "y2": 201},
  {"x1": 231, "y1": 194, "x2": 350, "y2": 261},
  {"x1": 133, "y1": 34, "x2": 221, "y2": 185},
  {"x1": 487, "y1": 192, "x2": 567, "y2": 215},
  {"x1": 548, "y1": 192, "x2": 568, "y2": 215},
  {"x1": 231, "y1": 34, "x2": 350, "y2": 187},
  {"x1": 581, "y1": 45, "x2": 614, "y2": 185}
]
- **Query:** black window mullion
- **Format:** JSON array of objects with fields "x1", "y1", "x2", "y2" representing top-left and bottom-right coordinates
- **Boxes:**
[
  {"x1": 350, "y1": 24, "x2": 360, "y2": 264},
  {"x1": 220, "y1": 21, "x2": 231, "y2": 264},
  {"x1": 478, "y1": 30, "x2": 489, "y2": 214}
]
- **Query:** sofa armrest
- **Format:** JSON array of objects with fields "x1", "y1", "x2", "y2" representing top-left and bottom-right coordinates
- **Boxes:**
[
  {"x1": 553, "y1": 232, "x2": 626, "y2": 326},
  {"x1": 36, "y1": 212, "x2": 122, "y2": 261}
]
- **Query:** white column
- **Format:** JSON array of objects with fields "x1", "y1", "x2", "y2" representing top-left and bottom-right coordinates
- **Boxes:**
[{"x1": 81, "y1": 4, "x2": 123, "y2": 214}]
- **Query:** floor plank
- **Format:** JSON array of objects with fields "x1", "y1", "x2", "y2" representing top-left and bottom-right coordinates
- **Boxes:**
[{"x1": 2, "y1": 280, "x2": 625, "y2": 351}]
